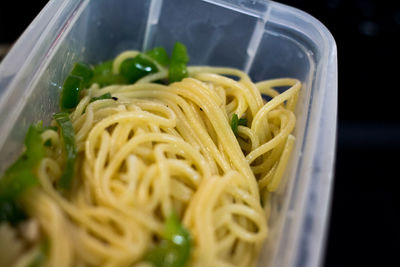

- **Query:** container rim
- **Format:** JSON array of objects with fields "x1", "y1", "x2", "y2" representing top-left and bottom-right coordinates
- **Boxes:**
[
  {"x1": 267, "y1": 2, "x2": 337, "y2": 267},
  {"x1": 0, "y1": 1, "x2": 337, "y2": 267}
]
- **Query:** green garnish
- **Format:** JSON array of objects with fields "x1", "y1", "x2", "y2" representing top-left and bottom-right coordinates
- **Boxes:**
[
  {"x1": 91, "y1": 60, "x2": 128, "y2": 87},
  {"x1": 0, "y1": 124, "x2": 44, "y2": 201},
  {"x1": 168, "y1": 42, "x2": 189, "y2": 83},
  {"x1": 0, "y1": 123, "x2": 46, "y2": 224},
  {"x1": 119, "y1": 54, "x2": 158, "y2": 84},
  {"x1": 53, "y1": 112, "x2": 76, "y2": 190},
  {"x1": 70, "y1": 62, "x2": 93, "y2": 88},
  {"x1": 89, "y1": 92, "x2": 113, "y2": 103},
  {"x1": 144, "y1": 212, "x2": 191, "y2": 267},
  {"x1": 60, "y1": 75, "x2": 83, "y2": 110},
  {"x1": 230, "y1": 114, "x2": 247, "y2": 136},
  {"x1": 60, "y1": 63, "x2": 94, "y2": 111},
  {"x1": 146, "y1": 47, "x2": 170, "y2": 66}
]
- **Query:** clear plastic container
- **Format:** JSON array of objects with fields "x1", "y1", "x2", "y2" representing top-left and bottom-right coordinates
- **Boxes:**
[{"x1": 0, "y1": 0, "x2": 337, "y2": 266}]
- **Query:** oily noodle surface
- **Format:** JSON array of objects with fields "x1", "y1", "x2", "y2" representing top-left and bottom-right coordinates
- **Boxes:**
[{"x1": 17, "y1": 62, "x2": 300, "y2": 267}]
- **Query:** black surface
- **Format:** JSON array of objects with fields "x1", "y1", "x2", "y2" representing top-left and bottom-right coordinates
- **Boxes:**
[
  {"x1": 277, "y1": 1, "x2": 400, "y2": 267},
  {"x1": 0, "y1": 1, "x2": 49, "y2": 44},
  {"x1": 1, "y1": 1, "x2": 399, "y2": 267}
]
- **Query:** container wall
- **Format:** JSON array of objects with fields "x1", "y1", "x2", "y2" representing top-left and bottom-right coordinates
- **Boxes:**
[
  {"x1": 0, "y1": 1, "x2": 337, "y2": 267},
  {"x1": 84, "y1": 0, "x2": 151, "y2": 63},
  {"x1": 0, "y1": 0, "x2": 87, "y2": 172},
  {"x1": 145, "y1": 0, "x2": 260, "y2": 69}
]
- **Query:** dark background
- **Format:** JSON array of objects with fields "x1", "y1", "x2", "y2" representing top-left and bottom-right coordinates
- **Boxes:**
[{"x1": 1, "y1": 0, "x2": 399, "y2": 266}]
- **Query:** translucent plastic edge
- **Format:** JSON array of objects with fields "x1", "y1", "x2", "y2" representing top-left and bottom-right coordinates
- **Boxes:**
[
  {"x1": 267, "y1": 2, "x2": 338, "y2": 267},
  {"x1": 0, "y1": 0, "x2": 63, "y2": 153},
  {"x1": 201, "y1": 0, "x2": 270, "y2": 18},
  {"x1": 308, "y1": 52, "x2": 337, "y2": 267},
  {"x1": 0, "y1": 0, "x2": 86, "y2": 154},
  {"x1": 0, "y1": 1, "x2": 337, "y2": 267},
  {"x1": 0, "y1": 0, "x2": 63, "y2": 97},
  {"x1": 269, "y1": 1, "x2": 334, "y2": 51}
]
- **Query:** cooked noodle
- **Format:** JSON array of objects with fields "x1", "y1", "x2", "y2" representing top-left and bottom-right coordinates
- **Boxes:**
[{"x1": 4, "y1": 50, "x2": 300, "y2": 267}]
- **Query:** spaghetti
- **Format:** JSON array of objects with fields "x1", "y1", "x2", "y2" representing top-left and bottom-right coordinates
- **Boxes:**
[{"x1": 0, "y1": 48, "x2": 300, "y2": 267}]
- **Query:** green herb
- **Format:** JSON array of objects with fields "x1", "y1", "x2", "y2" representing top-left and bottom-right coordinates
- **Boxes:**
[
  {"x1": 0, "y1": 124, "x2": 44, "y2": 201},
  {"x1": 144, "y1": 212, "x2": 191, "y2": 267},
  {"x1": 53, "y1": 112, "x2": 76, "y2": 190},
  {"x1": 91, "y1": 60, "x2": 128, "y2": 87},
  {"x1": 230, "y1": 114, "x2": 247, "y2": 136},
  {"x1": 146, "y1": 47, "x2": 170, "y2": 66},
  {"x1": 168, "y1": 42, "x2": 189, "y2": 83},
  {"x1": 60, "y1": 75, "x2": 83, "y2": 110},
  {"x1": 119, "y1": 54, "x2": 158, "y2": 84},
  {"x1": 89, "y1": 92, "x2": 113, "y2": 103},
  {"x1": 169, "y1": 64, "x2": 189, "y2": 83},
  {"x1": 0, "y1": 123, "x2": 46, "y2": 224},
  {"x1": 239, "y1": 118, "x2": 247, "y2": 126},
  {"x1": 70, "y1": 62, "x2": 93, "y2": 88},
  {"x1": 60, "y1": 63, "x2": 94, "y2": 111},
  {"x1": 170, "y1": 42, "x2": 189, "y2": 63}
]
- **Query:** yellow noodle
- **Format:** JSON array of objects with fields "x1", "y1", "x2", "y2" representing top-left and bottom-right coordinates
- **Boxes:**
[{"x1": 7, "y1": 53, "x2": 300, "y2": 266}]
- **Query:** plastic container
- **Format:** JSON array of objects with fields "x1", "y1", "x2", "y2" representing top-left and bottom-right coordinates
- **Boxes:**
[{"x1": 0, "y1": 0, "x2": 337, "y2": 266}]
